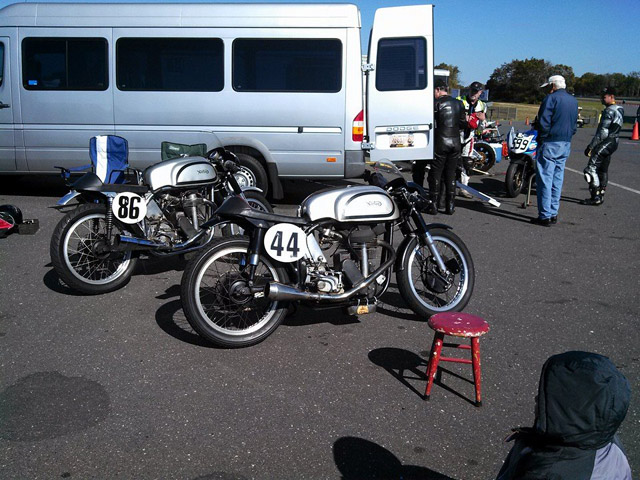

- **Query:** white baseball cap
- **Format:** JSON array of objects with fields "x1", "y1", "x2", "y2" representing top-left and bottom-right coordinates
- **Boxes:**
[{"x1": 540, "y1": 75, "x2": 566, "y2": 89}]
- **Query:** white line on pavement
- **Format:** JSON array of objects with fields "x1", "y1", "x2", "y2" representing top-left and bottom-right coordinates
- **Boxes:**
[{"x1": 565, "y1": 167, "x2": 640, "y2": 195}]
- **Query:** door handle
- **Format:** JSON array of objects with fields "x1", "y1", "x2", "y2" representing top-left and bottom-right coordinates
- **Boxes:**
[{"x1": 0, "y1": 103, "x2": 10, "y2": 109}]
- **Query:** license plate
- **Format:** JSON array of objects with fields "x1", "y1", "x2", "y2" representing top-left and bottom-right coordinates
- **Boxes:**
[{"x1": 389, "y1": 133, "x2": 415, "y2": 148}]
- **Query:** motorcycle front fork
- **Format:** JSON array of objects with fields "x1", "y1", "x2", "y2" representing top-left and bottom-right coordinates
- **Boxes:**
[{"x1": 411, "y1": 210, "x2": 448, "y2": 273}]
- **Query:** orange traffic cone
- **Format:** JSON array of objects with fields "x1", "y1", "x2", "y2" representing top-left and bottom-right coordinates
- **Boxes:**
[
  {"x1": 632, "y1": 121, "x2": 639, "y2": 141},
  {"x1": 525, "y1": 117, "x2": 530, "y2": 126}
]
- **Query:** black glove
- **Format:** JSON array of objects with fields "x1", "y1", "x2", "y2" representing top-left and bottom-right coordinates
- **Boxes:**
[{"x1": 584, "y1": 147, "x2": 591, "y2": 157}]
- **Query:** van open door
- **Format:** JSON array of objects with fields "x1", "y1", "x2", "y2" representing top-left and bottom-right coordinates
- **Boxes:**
[
  {"x1": 0, "y1": 34, "x2": 15, "y2": 171},
  {"x1": 365, "y1": 5, "x2": 434, "y2": 164}
]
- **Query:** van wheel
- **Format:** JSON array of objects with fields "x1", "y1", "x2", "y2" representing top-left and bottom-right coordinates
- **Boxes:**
[{"x1": 234, "y1": 153, "x2": 269, "y2": 197}]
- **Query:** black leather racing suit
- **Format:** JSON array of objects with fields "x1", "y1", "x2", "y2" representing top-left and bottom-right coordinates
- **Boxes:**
[
  {"x1": 428, "y1": 95, "x2": 467, "y2": 209},
  {"x1": 584, "y1": 104, "x2": 624, "y2": 201}
]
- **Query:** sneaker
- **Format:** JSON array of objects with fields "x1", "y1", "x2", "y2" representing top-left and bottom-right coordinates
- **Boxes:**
[
  {"x1": 550, "y1": 216, "x2": 558, "y2": 225},
  {"x1": 531, "y1": 217, "x2": 551, "y2": 227}
]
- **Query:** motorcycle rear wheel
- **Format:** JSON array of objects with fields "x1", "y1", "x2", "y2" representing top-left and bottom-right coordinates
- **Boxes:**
[
  {"x1": 474, "y1": 143, "x2": 496, "y2": 172},
  {"x1": 505, "y1": 162, "x2": 526, "y2": 197},
  {"x1": 50, "y1": 203, "x2": 137, "y2": 294},
  {"x1": 181, "y1": 236, "x2": 288, "y2": 348},
  {"x1": 397, "y1": 229, "x2": 474, "y2": 318}
]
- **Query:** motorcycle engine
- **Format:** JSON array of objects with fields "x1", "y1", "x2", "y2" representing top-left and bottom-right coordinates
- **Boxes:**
[{"x1": 144, "y1": 194, "x2": 184, "y2": 245}]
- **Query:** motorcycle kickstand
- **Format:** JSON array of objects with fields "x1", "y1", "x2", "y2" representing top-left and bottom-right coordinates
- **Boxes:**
[{"x1": 521, "y1": 174, "x2": 535, "y2": 209}]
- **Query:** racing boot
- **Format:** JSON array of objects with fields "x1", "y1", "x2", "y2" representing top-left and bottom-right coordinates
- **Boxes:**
[
  {"x1": 445, "y1": 193, "x2": 456, "y2": 215},
  {"x1": 426, "y1": 179, "x2": 440, "y2": 215},
  {"x1": 426, "y1": 193, "x2": 438, "y2": 215},
  {"x1": 581, "y1": 186, "x2": 603, "y2": 206}
]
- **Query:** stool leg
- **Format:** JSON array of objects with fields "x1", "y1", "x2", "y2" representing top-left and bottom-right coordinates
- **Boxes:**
[
  {"x1": 471, "y1": 337, "x2": 482, "y2": 407},
  {"x1": 424, "y1": 332, "x2": 444, "y2": 400}
]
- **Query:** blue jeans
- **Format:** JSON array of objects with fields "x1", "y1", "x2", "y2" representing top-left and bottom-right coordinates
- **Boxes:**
[{"x1": 536, "y1": 141, "x2": 571, "y2": 219}]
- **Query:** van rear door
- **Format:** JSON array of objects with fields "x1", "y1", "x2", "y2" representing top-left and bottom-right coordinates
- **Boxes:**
[
  {"x1": 0, "y1": 34, "x2": 15, "y2": 171},
  {"x1": 365, "y1": 5, "x2": 433, "y2": 163}
]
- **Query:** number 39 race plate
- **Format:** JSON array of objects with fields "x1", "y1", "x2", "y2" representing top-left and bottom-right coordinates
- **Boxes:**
[
  {"x1": 112, "y1": 192, "x2": 147, "y2": 224},
  {"x1": 264, "y1": 223, "x2": 306, "y2": 262}
]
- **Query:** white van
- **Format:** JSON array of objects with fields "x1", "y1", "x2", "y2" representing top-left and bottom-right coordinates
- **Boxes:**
[{"x1": 0, "y1": 2, "x2": 434, "y2": 198}]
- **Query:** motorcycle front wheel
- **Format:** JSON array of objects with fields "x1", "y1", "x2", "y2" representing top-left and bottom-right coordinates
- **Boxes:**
[
  {"x1": 50, "y1": 203, "x2": 137, "y2": 294},
  {"x1": 505, "y1": 162, "x2": 526, "y2": 197},
  {"x1": 181, "y1": 236, "x2": 289, "y2": 348},
  {"x1": 397, "y1": 229, "x2": 474, "y2": 318}
]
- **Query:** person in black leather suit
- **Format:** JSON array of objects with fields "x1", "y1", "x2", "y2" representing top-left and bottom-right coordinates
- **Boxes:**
[
  {"x1": 426, "y1": 80, "x2": 467, "y2": 214},
  {"x1": 582, "y1": 87, "x2": 624, "y2": 205}
]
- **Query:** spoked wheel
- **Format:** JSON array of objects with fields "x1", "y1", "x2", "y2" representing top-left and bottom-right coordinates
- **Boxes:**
[
  {"x1": 181, "y1": 236, "x2": 288, "y2": 348},
  {"x1": 50, "y1": 203, "x2": 137, "y2": 294},
  {"x1": 473, "y1": 143, "x2": 496, "y2": 172},
  {"x1": 397, "y1": 229, "x2": 474, "y2": 317},
  {"x1": 505, "y1": 163, "x2": 525, "y2": 197}
]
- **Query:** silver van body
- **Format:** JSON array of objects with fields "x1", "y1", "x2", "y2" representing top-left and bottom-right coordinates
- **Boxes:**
[{"x1": 0, "y1": 2, "x2": 434, "y2": 196}]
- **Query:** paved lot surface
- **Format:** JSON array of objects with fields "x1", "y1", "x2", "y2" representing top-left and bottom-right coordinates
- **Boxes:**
[{"x1": 1, "y1": 123, "x2": 639, "y2": 479}]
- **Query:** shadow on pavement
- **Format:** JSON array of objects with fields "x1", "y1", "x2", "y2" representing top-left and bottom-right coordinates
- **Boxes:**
[
  {"x1": 368, "y1": 347, "x2": 428, "y2": 400},
  {"x1": 155, "y1": 298, "x2": 214, "y2": 348},
  {"x1": 0, "y1": 174, "x2": 67, "y2": 198},
  {"x1": 334, "y1": 436, "x2": 456, "y2": 480},
  {"x1": 283, "y1": 304, "x2": 360, "y2": 327}
]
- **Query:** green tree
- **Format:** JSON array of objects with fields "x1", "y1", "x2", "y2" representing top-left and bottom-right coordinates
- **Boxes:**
[
  {"x1": 486, "y1": 58, "x2": 552, "y2": 103},
  {"x1": 435, "y1": 62, "x2": 461, "y2": 88}
]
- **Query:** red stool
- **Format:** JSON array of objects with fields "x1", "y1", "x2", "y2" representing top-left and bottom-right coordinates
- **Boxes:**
[{"x1": 424, "y1": 312, "x2": 489, "y2": 407}]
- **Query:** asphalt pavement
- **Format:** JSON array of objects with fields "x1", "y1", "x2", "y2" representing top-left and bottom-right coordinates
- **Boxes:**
[{"x1": 1, "y1": 123, "x2": 639, "y2": 479}]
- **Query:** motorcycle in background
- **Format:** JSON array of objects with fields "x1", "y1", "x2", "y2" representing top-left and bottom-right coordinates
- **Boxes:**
[
  {"x1": 50, "y1": 145, "x2": 271, "y2": 295},
  {"x1": 504, "y1": 127, "x2": 538, "y2": 198},
  {"x1": 180, "y1": 161, "x2": 475, "y2": 348}
]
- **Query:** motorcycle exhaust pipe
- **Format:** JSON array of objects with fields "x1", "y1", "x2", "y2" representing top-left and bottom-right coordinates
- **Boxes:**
[{"x1": 266, "y1": 240, "x2": 395, "y2": 303}]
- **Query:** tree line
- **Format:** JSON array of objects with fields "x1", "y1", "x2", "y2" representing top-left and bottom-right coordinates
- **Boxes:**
[{"x1": 436, "y1": 59, "x2": 640, "y2": 104}]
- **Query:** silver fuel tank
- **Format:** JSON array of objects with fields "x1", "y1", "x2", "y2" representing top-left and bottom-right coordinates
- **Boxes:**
[
  {"x1": 301, "y1": 185, "x2": 398, "y2": 223},
  {"x1": 144, "y1": 157, "x2": 217, "y2": 190}
]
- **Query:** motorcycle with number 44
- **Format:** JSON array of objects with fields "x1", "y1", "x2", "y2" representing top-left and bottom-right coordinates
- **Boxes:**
[
  {"x1": 50, "y1": 144, "x2": 271, "y2": 295},
  {"x1": 180, "y1": 161, "x2": 475, "y2": 348}
]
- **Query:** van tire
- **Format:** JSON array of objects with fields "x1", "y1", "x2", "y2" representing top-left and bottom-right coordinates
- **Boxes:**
[{"x1": 234, "y1": 153, "x2": 269, "y2": 197}]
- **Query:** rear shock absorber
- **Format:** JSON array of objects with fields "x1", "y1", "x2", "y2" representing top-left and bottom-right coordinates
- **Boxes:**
[{"x1": 105, "y1": 197, "x2": 115, "y2": 245}]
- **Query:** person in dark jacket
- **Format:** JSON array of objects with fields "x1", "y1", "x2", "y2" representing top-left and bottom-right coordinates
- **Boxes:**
[
  {"x1": 532, "y1": 75, "x2": 578, "y2": 226},
  {"x1": 582, "y1": 87, "x2": 624, "y2": 205},
  {"x1": 426, "y1": 80, "x2": 467, "y2": 214},
  {"x1": 496, "y1": 351, "x2": 632, "y2": 480}
]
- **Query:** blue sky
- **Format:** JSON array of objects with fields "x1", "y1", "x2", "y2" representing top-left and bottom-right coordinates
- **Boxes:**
[{"x1": 2, "y1": 0, "x2": 638, "y2": 86}]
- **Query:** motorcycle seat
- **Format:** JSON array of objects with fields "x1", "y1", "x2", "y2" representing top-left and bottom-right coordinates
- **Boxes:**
[
  {"x1": 216, "y1": 196, "x2": 307, "y2": 227},
  {"x1": 72, "y1": 172, "x2": 149, "y2": 195}
]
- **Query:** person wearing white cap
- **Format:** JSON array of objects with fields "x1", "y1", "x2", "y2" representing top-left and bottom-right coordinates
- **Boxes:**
[{"x1": 531, "y1": 75, "x2": 578, "y2": 226}]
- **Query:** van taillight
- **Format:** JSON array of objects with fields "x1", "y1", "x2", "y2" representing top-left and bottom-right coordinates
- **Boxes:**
[{"x1": 352, "y1": 110, "x2": 364, "y2": 142}]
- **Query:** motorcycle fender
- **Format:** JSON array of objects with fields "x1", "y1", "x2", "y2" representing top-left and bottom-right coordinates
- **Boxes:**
[
  {"x1": 508, "y1": 156, "x2": 527, "y2": 166},
  {"x1": 56, "y1": 190, "x2": 81, "y2": 206},
  {"x1": 394, "y1": 224, "x2": 453, "y2": 273},
  {"x1": 241, "y1": 186, "x2": 264, "y2": 194}
]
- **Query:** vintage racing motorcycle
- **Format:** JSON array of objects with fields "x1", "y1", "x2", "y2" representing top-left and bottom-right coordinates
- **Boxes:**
[
  {"x1": 50, "y1": 145, "x2": 271, "y2": 295},
  {"x1": 504, "y1": 127, "x2": 538, "y2": 197},
  {"x1": 180, "y1": 162, "x2": 475, "y2": 348}
]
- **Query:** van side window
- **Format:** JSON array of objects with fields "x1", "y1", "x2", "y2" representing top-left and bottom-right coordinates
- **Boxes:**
[
  {"x1": 376, "y1": 37, "x2": 426, "y2": 92},
  {"x1": 116, "y1": 38, "x2": 223, "y2": 92},
  {"x1": 22, "y1": 38, "x2": 108, "y2": 90},
  {"x1": 233, "y1": 39, "x2": 342, "y2": 92}
]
